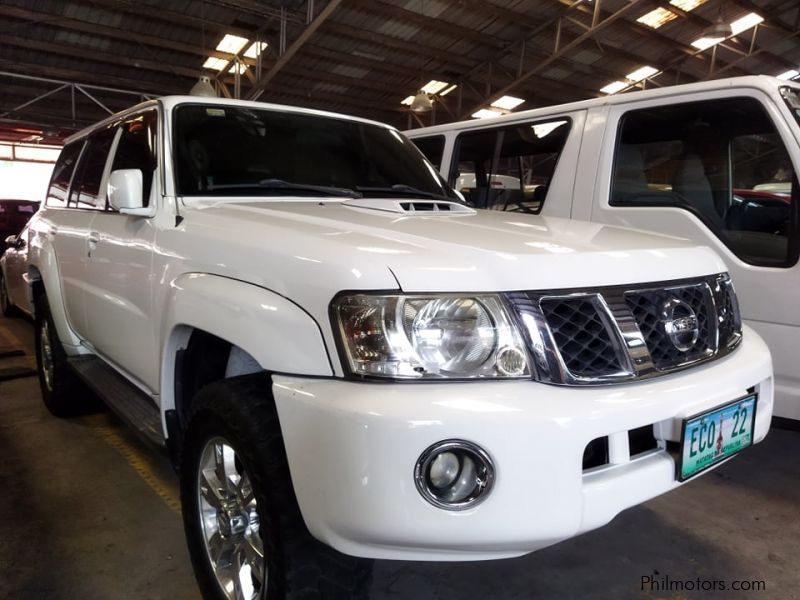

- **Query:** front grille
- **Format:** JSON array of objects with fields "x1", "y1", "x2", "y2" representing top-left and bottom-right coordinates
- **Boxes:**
[
  {"x1": 625, "y1": 284, "x2": 713, "y2": 370},
  {"x1": 539, "y1": 296, "x2": 625, "y2": 378},
  {"x1": 717, "y1": 278, "x2": 741, "y2": 349},
  {"x1": 507, "y1": 274, "x2": 741, "y2": 385}
]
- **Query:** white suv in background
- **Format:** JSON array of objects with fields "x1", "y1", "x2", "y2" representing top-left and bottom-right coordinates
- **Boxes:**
[
  {"x1": 407, "y1": 75, "x2": 800, "y2": 421},
  {"x1": 18, "y1": 96, "x2": 772, "y2": 600}
]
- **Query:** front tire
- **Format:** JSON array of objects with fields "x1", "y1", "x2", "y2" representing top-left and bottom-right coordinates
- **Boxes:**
[{"x1": 181, "y1": 374, "x2": 373, "y2": 600}]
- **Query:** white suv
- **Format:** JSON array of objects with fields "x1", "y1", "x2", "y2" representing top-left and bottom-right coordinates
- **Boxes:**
[{"x1": 20, "y1": 96, "x2": 772, "y2": 600}]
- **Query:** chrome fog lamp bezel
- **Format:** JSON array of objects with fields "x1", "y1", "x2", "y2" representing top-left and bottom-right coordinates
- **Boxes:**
[{"x1": 414, "y1": 440, "x2": 495, "y2": 511}]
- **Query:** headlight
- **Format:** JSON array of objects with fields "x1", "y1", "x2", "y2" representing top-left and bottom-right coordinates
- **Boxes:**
[{"x1": 332, "y1": 293, "x2": 530, "y2": 379}]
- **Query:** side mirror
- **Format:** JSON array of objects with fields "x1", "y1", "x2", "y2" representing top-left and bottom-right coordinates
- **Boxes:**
[
  {"x1": 4, "y1": 235, "x2": 17, "y2": 248},
  {"x1": 108, "y1": 169, "x2": 155, "y2": 217}
]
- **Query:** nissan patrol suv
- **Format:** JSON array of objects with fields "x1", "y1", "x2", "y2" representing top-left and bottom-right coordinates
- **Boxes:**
[{"x1": 21, "y1": 96, "x2": 773, "y2": 600}]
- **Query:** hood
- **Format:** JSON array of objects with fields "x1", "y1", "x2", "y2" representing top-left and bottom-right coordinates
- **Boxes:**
[{"x1": 182, "y1": 197, "x2": 726, "y2": 294}]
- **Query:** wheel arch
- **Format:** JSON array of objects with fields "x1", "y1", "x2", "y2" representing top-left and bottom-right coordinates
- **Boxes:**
[{"x1": 159, "y1": 273, "x2": 334, "y2": 426}]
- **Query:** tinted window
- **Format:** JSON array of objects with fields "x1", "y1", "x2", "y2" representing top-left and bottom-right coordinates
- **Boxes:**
[
  {"x1": 611, "y1": 97, "x2": 799, "y2": 267},
  {"x1": 70, "y1": 126, "x2": 117, "y2": 210},
  {"x1": 173, "y1": 104, "x2": 455, "y2": 199},
  {"x1": 450, "y1": 118, "x2": 571, "y2": 213},
  {"x1": 111, "y1": 111, "x2": 158, "y2": 206},
  {"x1": 46, "y1": 141, "x2": 83, "y2": 207},
  {"x1": 411, "y1": 135, "x2": 445, "y2": 170}
]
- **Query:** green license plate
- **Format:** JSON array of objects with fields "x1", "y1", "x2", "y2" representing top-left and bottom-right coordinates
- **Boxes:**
[{"x1": 678, "y1": 394, "x2": 757, "y2": 481}]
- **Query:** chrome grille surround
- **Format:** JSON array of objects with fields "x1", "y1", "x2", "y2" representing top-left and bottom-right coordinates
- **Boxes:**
[{"x1": 506, "y1": 274, "x2": 742, "y2": 385}]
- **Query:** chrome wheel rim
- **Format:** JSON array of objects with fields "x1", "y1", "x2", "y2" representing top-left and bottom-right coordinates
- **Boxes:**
[
  {"x1": 198, "y1": 437, "x2": 266, "y2": 600},
  {"x1": 40, "y1": 319, "x2": 54, "y2": 392}
]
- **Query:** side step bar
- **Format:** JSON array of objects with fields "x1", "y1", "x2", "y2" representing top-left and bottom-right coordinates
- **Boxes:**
[{"x1": 68, "y1": 355, "x2": 165, "y2": 448}]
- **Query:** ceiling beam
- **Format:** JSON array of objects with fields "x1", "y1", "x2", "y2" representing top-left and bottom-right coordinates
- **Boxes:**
[
  {"x1": 68, "y1": 0, "x2": 256, "y2": 39},
  {"x1": 319, "y1": 20, "x2": 475, "y2": 70},
  {"x1": 345, "y1": 0, "x2": 507, "y2": 49},
  {"x1": 248, "y1": 0, "x2": 343, "y2": 100},
  {"x1": 0, "y1": 59, "x2": 178, "y2": 97},
  {"x1": 654, "y1": 0, "x2": 797, "y2": 71},
  {"x1": 0, "y1": 5, "x2": 256, "y2": 65},
  {"x1": 461, "y1": 0, "x2": 647, "y2": 118},
  {"x1": 0, "y1": 34, "x2": 203, "y2": 82}
]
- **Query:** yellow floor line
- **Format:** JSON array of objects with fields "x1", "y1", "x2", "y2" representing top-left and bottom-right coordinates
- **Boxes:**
[{"x1": 91, "y1": 424, "x2": 182, "y2": 514}]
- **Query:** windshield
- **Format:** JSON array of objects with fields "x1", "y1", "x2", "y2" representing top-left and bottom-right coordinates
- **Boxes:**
[{"x1": 173, "y1": 104, "x2": 456, "y2": 199}]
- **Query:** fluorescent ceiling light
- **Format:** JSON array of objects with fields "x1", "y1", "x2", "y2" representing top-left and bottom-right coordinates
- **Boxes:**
[
  {"x1": 471, "y1": 108, "x2": 504, "y2": 119},
  {"x1": 216, "y1": 34, "x2": 249, "y2": 55},
  {"x1": 626, "y1": 66, "x2": 658, "y2": 82},
  {"x1": 440, "y1": 84, "x2": 458, "y2": 96},
  {"x1": 14, "y1": 146, "x2": 61, "y2": 162},
  {"x1": 491, "y1": 95, "x2": 525, "y2": 110},
  {"x1": 731, "y1": 12, "x2": 764, "y2": 35},
  {"x1": 691, "y1": 36, "x2": 724, "y2": 50},
  {"x1": 669, "y1": 0, "x2": 707, "y2": 11},
  {"x1": 400, "y1": 95, "x2": 415, "y2": 106},
  {"x1": 532, "y1": 120, "x2": 568, "y2": 139},
  {"x1": 600, "y1": 80, "x2": 628, "y2": 94},
  {"x1": 0, "y1": 145, "x2": 13, "y2": 159},
  {"x1": 637, "y1": 8, "x2": 678, "y2": 29},
  {"x1": 243, "y1": 41, "x2": 268, "y2": 59},
  {"x1": 420, "y1": 80, "x2": 450, "y2": 95},
  {"x1": 777, "y1": 69, "x2": 800, "y2": 80},
  {"x1": 203, "y1": 57, "x2": 229, "y2": 71}
]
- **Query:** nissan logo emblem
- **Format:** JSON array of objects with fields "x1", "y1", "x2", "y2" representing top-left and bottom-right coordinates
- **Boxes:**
[{"x1": 662, "y1": 298, "x2": 699, "y2": 352}]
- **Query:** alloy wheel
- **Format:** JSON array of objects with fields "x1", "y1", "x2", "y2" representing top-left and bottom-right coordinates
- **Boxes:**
[{"x1": 197, "y1": 437, "x2": 266, "y2": 600}]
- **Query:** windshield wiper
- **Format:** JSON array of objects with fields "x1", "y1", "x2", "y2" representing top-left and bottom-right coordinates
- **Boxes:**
[
  {"x1": 356, "y1": 184, "x2": 453, "y2": 201},
  {"x1": 207, "y1": 179, "x2": 362, "y2": 198}
]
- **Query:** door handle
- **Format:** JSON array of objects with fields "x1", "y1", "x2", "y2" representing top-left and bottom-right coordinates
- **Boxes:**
[{"x1": 87, "y1": 232, "x2": 99, "y2": 258}]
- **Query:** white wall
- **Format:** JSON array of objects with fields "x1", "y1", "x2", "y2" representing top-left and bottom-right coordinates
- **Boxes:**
[{"x1": 0, "y1": 160, "x2": 54, "y2": 201}]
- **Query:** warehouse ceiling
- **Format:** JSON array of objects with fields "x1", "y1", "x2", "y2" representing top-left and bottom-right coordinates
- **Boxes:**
[{"x1": 1, "y1": 0, "x2": 799, "y2": 145}]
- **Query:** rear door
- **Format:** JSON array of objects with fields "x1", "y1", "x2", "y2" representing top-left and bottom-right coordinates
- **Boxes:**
[
  {"x1": 42, "y1": 138, "x2": 92, "y2": 338},
  {"x1": 592, "y1": 90, "x2": 800, "y2": 419}
]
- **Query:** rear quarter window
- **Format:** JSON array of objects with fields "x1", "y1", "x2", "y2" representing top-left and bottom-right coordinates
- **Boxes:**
[{"x1": 449, "y1": 118, "x2": 571, "y2": 214}]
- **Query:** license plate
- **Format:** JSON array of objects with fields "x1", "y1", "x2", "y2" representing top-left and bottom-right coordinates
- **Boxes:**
[{"x1": 678, "y1": 394, "x2": 757, "y2": 481}]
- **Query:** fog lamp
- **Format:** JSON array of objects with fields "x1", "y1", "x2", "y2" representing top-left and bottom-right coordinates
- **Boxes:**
[{"x1": 414, "y1": 440, "x2": 495, "y2": 510}]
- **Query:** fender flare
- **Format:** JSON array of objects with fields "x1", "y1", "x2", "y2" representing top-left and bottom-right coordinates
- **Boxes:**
[{"x1": 159, "y1": 273, "x2": 334, "y2": 414}]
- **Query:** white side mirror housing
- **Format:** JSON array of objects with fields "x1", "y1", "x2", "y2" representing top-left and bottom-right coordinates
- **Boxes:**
[{"x1": 108, "y1": 169, "x2": 155, "y2": 217}]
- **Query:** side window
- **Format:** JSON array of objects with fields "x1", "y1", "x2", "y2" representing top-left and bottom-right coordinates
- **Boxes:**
[
  {"x1": 46, "y1": 141, "x2": 84, "y2": 208},
  {"x1": 410, "y1": 135, "x2": 445, "y2": 171},
  {"x1": 450, "y1": 119, "x2": 571, "y2": 213},
  {"x1": 110, "y1": 111, "x2": 158, "y2": 207},
  {"x1": 69, "y1": 126, "x2": 118, "y2": 210},
  {"x1": 611, "y1": 97, "x2": 799, "y2": 267}
]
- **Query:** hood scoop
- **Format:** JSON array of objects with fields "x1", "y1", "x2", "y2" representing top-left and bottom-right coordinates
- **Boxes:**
[{"x1": 342, "y1": 198, "x2": 476, "y2": 215}]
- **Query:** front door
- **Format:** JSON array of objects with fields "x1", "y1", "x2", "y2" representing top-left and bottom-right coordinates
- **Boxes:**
[
  {"x1": 83, "y1": 110, "x2": 160, "y2": 390},
  {"x1": 592, "y1": 90, "x2": 800, "y2": 419}
]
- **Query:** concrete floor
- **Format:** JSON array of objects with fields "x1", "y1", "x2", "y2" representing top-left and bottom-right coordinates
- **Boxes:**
[{"x1": 1, "y1": 315, "x2": 798, "y2": 600}]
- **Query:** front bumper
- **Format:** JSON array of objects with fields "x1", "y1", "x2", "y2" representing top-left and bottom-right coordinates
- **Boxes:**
[{"x1": 272, "y1": 325, "x2": 773, "y2": 561}]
